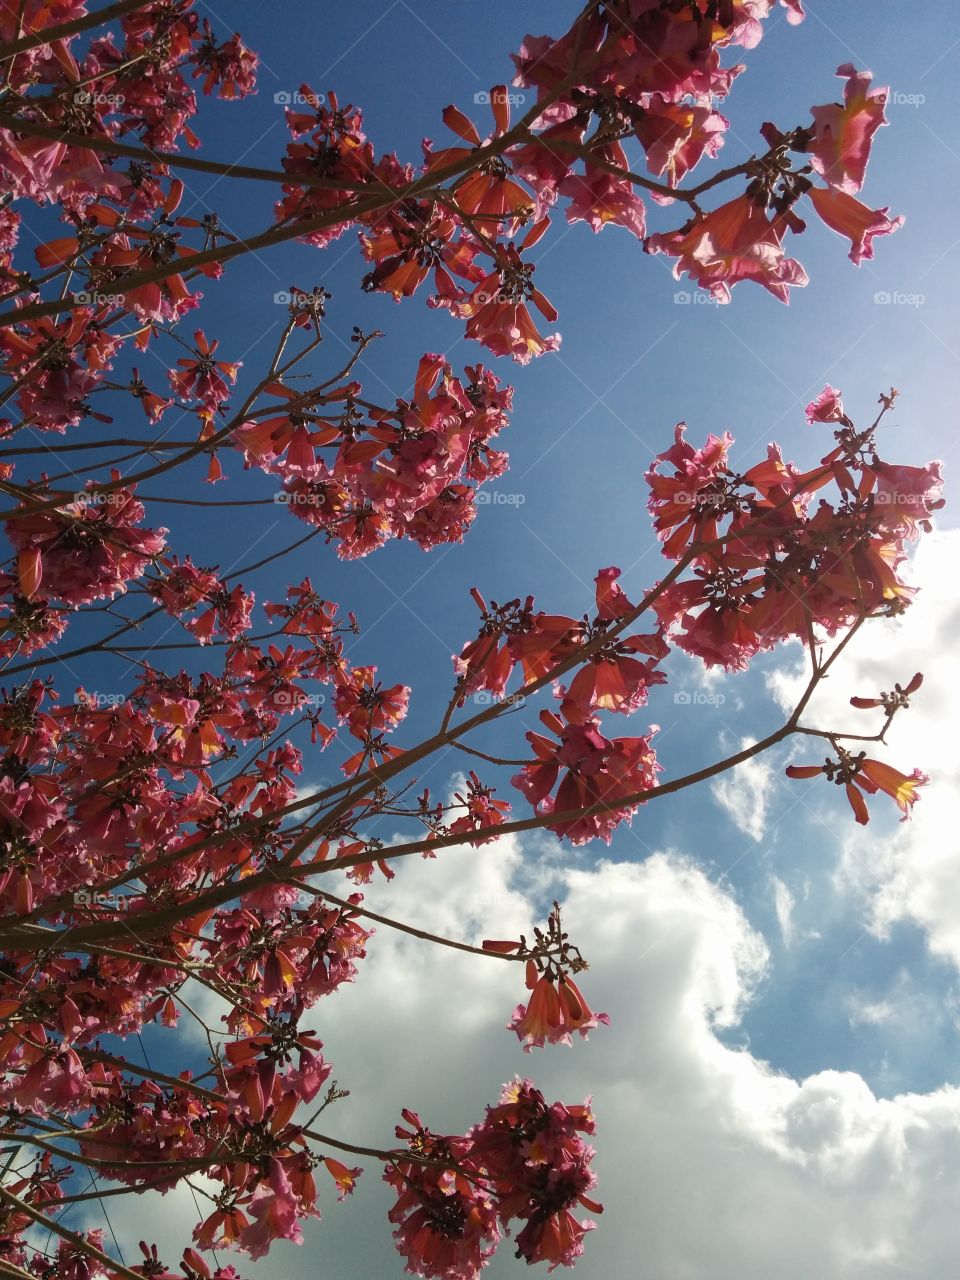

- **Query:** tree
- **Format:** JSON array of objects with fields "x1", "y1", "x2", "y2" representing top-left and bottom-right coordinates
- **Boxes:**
[{"x1": 0, "y1": 2, "x2": 941, "y2": 1278}]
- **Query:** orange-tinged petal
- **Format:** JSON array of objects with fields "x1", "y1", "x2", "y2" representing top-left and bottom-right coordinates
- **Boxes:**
[
  {"x1": 490, "y1": 84, "x2": 510, "y2": 136},
  {"x1": 785, "y1": 764, "x2": 823, "y2": 779},
  {"x1": 17, "y1": 548, "x2": 42, "y2": 599},
  {"x1": 442, "y1": 104, "x2": 481, "y2": 146},
  {"x1": 846, "y1": 780, "x2": 870, "y2": 825}
]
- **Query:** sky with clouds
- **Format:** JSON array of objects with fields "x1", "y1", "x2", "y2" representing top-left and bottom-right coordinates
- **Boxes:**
[{"x1": 42, "y1": 0, "x2": 960, "y2": 1276}]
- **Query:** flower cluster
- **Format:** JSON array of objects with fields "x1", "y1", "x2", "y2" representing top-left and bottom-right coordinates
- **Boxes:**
[
  {"x1": 259, "y1": 6, "x2": 903, "y2": 364},
  {"x1": 385, "y1": 1079, "x2": 600, "y2": 1280},
  {"x1": 0, "y1": 4, "x2": 939, "y2": 1280},
  {"x1": 237, "y1": 353, "x2": 513, "y2": 555},
  {"x1": 644, "y1": 391, "x2": 942, "y2": 671}
]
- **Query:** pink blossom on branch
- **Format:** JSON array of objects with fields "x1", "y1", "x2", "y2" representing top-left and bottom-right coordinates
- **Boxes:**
[
  {"x1": 806, "y1": 184, "x2": 904, "y2": 264},
  {"x1": 645, "y1": 195, "x2": 809, "y2": 303},
  {"x1": 0, "y1": 4, "x2": 939, "y2": 1279},
  {"x1": 806, "y1": 63, "x2": 890, "y2": 194},
  {"x1": 509, "y1": 974, "x2": 610, "y2": 1052},
  {"x1": 805, "y1": 384, "x2": 846, "y2": 424},
  {"x1": 512, "y1": 711, "x2": 661, "y2": 845},
  {"x1": 558, "y1": 143, "x2": 646, "y2": 239}
]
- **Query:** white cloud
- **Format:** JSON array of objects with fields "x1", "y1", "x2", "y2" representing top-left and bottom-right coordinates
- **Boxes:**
[
  {"x1": 843, "y1": 968, "x2": 960, "y2": 1039},
  {"x1": 711, "y1": 743, "x2": 774, "y2": 841},
  {"x1": 772, "y1": 874, "x2": 796, "y2": 946},
  {"x1": 768, "y1": 529, "x2": 960, "y2": 971},
  {"x1": 88, "y1": 836, "x2": 960, "y2": 1280},
  {"x1": 846, "y1": 995, "x2": 898, "y2": 1027}
]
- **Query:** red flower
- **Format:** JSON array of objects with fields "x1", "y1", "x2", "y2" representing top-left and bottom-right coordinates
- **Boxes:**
[{"x1": 850, "y1": 671, "x2": 923, "y2": 710}]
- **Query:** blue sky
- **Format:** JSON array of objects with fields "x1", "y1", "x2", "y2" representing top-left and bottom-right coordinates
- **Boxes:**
[{"x1": 34, "y1": 1, "x2": 960, "y2": 1275}]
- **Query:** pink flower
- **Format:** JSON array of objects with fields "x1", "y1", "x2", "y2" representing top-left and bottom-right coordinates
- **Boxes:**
[
  {"x1": 239, "y1": 1159, "x2": 312, "y2": 1259},
  {"x1": 558, "y1": 143, "x2": 646, "y2": 240},
  {"x1": 871, "y1": 460, "x2": 944, "y2": 537},
  {"x1": 454, "y1": 257, "x2": 560, "y2": 365},
  {"x1": 448, "y1": 771, "x2": 512, "y2": 846},
  {"x1": 806, "y1": 185, "x2": 903, "y2": 265},
  {"x1": 509, "y1": 974, "x2": 609, "y2": 1052},
  {"x1": 446, "y1": 232, "x2": 560, "y2": 365},
  {"x1": 646, "y1": 195, "x2": 808, "y2": 303},
  {"x1": 192, "y1": 22, "x2": 259, "y2": 99},
  {"x1": 594, "y1": 566, "x2": 633, "y2": 620},
  {"x1": 512, "y1": 711, "x2": 661, "y2": 845},
  {"x1": 645, "y1": 422, "x2": 735, "y2": 556},
  {"x1": 805, "y1": 384, "x2": 846, "y2": 424},
  {"x1": 18, "y1": 1048, "x2": 90, "y2": 1111},
  {"x1": 635, "y1": 102, "x2": 728, "y2": 186},
  {"x1": 386, "y1": 1114, "x2": 500, "y2": 1280},
  {"x1": 807, "y1": 64, "x2": 889, "y2": 194},
  {"x1": 169, "y1": 330, "x2": 241, "y2": 406},
  {"x1": 509, "y1": 119, "x2": 585, "y2": 217},
  {"x1": 5, "y1": 486, "x2": 167, "y2": 605},
  {"x1": 285, "y1": 1048, "x2": 332, "y2": 1102},
  {"x1": 557, "y1": 631, "x2": 667, "y2": 720},
  {"x1": 470, "y1": 1079, "x2": 601, "y2": 1271}
]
